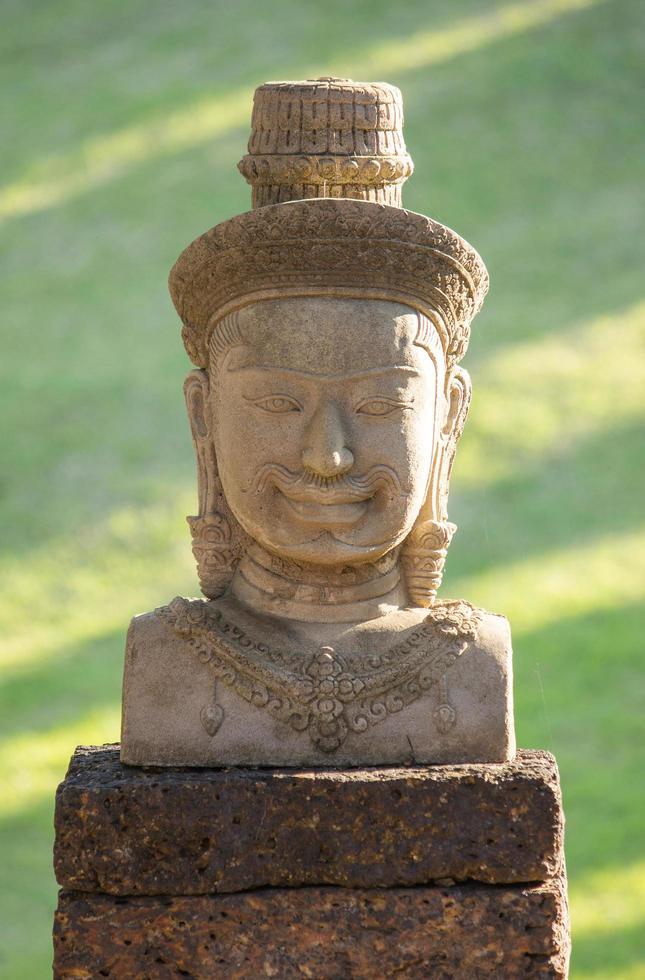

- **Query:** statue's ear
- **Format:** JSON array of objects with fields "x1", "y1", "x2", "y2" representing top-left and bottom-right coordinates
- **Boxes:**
[
  {"x1": 184, "y1": 368, "x2": 210, "y2": 445},
  {"x1": 442, "y1": 366, "x2": 472, "y2": 443},
  {"x1": 183, "y1": 369, "x2": 239, "y2": 599},
  {"x1": 400, "y1": 365, "x2": 472, "y2": 607},
  {"x1": 436, "y1": 365, "x2": 472, "y2": 521}
]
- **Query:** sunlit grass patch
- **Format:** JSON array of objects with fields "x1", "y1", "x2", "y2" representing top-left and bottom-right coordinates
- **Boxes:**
[
  {"x1": 458, "y1": 300, "x2": 645, "y2": 486},
  {"x1": 357, "y1": 0, "x2": 604, "y2": 75},
  {"x1": 0, "y1": 88, "x2": 251, "y2": 222},
  {"x1": 572, "y1": 863, "x2": 645, "y2": 941},
  {"x1": 0, "y1": 496, "x2": 196, "y2": 669},
  {"x1": 449, "y1": 527, "x2": 645, "y2": 635},
  {"x1": 571, "y1": 864, "x2": 645, "y2": 979},
  {"x1": 0, "y1": 708, "x2": 121, "y2": 821}
]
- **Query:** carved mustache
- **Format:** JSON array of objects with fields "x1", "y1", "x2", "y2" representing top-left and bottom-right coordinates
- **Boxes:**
[{"x1": 247, "y1": 463, "x2": 404, "y2": 503}]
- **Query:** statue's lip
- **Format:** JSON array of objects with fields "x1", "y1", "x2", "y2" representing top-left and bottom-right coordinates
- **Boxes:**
[
  {"x1": 281, "y1": 492, "x2": 370, "y2": 526},
  {"x1": 278, "y1": 486, "x2": 372, "y2": 506}
]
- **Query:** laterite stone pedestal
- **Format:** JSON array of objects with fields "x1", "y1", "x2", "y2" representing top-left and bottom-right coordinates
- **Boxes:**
[{"x1": 53, "y1": 746, "x2": 570, "y2": 978}]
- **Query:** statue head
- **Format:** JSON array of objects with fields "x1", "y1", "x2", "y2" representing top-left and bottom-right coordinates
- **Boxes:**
[
  {"x1": 170, "y1": 198, "x2": 487, "y2": 605},
  {"x1": 188, "y1": 293, "x2": 469, "y2": 562}
]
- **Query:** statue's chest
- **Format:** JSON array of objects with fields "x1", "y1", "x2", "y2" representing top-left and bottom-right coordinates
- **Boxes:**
[{"x1": 162, "y1": 598, "x2": 481, "y2": 754}]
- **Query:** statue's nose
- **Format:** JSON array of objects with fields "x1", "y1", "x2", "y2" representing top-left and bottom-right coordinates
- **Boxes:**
[{"x1": 302, "y1": 402, "x2": 354, "y2": 478}]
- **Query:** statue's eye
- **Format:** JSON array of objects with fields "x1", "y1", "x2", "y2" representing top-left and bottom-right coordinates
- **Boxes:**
[
  {"x1": 250, "y1": 395, "x2": 302, "y2": 414},
  {"x1": 356, "y1": 398, "x2": 411, "y2": 417}
]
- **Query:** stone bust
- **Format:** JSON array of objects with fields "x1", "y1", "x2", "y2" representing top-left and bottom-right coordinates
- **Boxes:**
[{"x1": 120, "y1": 79, "x2": 515, "y2": 766}]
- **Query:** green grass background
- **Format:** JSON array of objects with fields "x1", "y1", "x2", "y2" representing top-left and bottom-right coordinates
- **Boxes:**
[{"x1": 1, "y1": 0, "x2": 644, "y2": 975}]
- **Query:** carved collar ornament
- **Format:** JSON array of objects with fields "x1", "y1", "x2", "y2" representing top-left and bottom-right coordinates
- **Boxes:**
[{"x1": 161, "y1": 597, "x2": 482, "y2": 753}]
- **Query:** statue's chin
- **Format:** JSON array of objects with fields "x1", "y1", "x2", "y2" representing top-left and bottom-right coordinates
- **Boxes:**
[{"x1": 251, "y1": 529, "x2": 404, "y2": 567}]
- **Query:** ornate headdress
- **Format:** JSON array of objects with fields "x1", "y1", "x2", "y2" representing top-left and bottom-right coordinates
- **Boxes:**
[
  {"x1": 169, "y1": 78, "x2": 489, "y2": 604},
  {"x1": 169, "y1": 79, "x2": 487, "y2": 370}
]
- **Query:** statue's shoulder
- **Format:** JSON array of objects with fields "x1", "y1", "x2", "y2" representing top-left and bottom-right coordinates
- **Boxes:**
[
  {"x1": 121, "y1": 598, "x2": 217, "y2": 767},
  {"x1": 420, "y1": 599, "x2": 513, "y2": 727},
  {"x1": 473, "y1": 607, "x2": 513, "y2": 668},
  {"x1": 422, "y1": 598, "x2": 511, "y2": 651},
  {"x1": 126, "y1": 603, "x2": 171, "y2": 645},
  {"x1": 125, "y1": 596, "x2": 207, "y2": 646}
]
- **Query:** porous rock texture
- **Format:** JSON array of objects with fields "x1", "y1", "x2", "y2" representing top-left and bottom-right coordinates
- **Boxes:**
[
  {"x1": 53, "y1": 877, "x2": 570, "y2": 979},
  {"x1": 54, "y1": 745, "x2": 564, "y2": 895}
]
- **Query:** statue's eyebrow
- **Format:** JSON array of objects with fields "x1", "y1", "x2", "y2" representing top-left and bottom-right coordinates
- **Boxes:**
[{"x1": 228, "y1": 365, "x2": 421, "y2": 382}]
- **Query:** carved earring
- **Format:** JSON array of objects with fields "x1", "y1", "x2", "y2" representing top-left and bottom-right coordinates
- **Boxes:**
[
  {"x1": 400, "y1": 519, "x2": 456, "y2": 607},
  {"x1": 187, "y1": 513, "x2": 236, "y2": 600},
  {"x1": 184, "y1": 370, "x2": 239, "y2": 599}
]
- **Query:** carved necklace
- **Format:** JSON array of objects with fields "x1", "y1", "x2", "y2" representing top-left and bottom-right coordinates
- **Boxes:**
[
  {"x1": 230, "y1": 545, "x2": 406, "y2": 623},
  {"x1": 161, "y1": 597, "x2": 481, "y2": 753}
]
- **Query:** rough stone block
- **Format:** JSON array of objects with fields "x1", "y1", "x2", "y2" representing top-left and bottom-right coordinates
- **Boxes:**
[
  {"x1": 54, "y1": 745, "x2": 563, "y2": 895},
  {"x1": 53, "y1": 877, "x2": 570, "y2": 979}
]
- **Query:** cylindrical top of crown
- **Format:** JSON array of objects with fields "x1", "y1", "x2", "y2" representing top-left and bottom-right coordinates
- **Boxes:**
[{"x1": 238, "y1": 78, "x2": 414, "y2": 208}]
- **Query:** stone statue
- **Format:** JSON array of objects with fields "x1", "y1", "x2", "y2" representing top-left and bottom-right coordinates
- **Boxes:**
[{"x1": 121, "y1": 79, "x2": 515, "y2": 766}]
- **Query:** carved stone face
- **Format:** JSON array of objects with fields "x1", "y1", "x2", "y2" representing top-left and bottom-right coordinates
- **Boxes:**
[{"x1": 208, "y1": 297, "x2": 447, "y2": 566}]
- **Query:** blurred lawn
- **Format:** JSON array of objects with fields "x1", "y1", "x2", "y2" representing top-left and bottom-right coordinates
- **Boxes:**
[{"x1": 1, "y1": 0, "x2": 644, "y2": 976}]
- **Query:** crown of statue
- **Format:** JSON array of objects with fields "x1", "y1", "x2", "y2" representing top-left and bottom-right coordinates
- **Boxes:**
[{"x1": 169, "y1": 78, "x2": 488, "y2": 369}]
